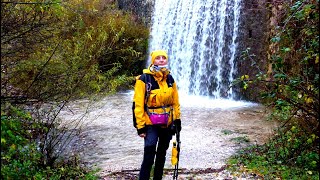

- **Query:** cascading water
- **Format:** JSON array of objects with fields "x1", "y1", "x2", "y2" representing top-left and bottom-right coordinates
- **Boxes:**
[{"x1": 148, "y1": 0, "x2": 242, "y2": 99}]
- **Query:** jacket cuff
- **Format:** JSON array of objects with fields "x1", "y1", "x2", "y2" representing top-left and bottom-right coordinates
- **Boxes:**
[{"x1": 137, "y1": 127, "x2": 147, "y2": 135}]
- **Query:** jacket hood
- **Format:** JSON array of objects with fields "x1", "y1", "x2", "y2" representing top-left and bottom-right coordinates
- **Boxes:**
[{"x1": 143, "y1": 68, "x2": 153, "y2": 74}]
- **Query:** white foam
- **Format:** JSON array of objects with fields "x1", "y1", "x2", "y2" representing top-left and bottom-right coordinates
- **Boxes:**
[
  {"x1": 123, "y1": 91, "x2": 258, "y2": 109},
  {"x1": 180, "y1": 94, "x2": 258, "y2": 109}
]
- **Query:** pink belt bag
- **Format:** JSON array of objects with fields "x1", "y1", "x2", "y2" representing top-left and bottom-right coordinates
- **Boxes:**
[
  {"x1": 149, "y1": 112, "x2": 169, "y2": 125},
  {"x1": 147, "y1": 105, "x2": 172, "y2": 125}
]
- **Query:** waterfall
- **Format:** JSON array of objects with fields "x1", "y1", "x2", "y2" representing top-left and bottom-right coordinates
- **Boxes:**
[{"x1": 148, "y1": 0, "x2": 242, "y2": 99}]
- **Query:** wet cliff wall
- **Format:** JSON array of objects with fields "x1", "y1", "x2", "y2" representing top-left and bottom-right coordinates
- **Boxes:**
[
  {"x1": 236, "y1": 0, "x2": 270, "y2": 100},
  {"x1": 237, "y1": 0, "x2": 269, "y2": 77},
  {"x1": 116, "y1": 0, "x2": 154, "y2": 26},
  {"x1": 236, "y1": 0, "x2": 285, "y2": 101}
]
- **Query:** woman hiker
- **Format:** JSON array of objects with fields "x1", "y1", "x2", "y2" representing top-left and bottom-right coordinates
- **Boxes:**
[{"x1": 133, "y1": 50, "x2": 182, "y2": 180}]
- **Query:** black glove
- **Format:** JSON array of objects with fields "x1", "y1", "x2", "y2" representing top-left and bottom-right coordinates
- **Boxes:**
[
  {"x1": 171, "y1": 119, "x2": 181, "y2": 135},
  {"x1": 137, "y1": 127, "x2": 146, "y2": 135},
  {"x1": 173, "y1": 119, "x2": 181, "y2": 133}
]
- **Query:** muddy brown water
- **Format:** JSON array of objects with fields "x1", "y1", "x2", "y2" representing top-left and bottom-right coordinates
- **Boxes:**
[{"x1": 59, "y1": 92, "x2": 278, "y2": 179}]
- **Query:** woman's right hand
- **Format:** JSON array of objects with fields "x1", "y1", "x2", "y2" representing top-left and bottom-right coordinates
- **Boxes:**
[{"x1": 139, "y1": 133, "x2": 146, "y2": 138}]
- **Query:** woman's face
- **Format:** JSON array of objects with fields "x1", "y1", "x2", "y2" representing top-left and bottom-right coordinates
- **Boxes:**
[{"x1": 153, "y1": 55, "x2": 168, "y2": 66}]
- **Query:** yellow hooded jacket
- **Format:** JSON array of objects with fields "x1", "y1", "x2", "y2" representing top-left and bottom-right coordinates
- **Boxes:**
[{"x1": 133, "y1": 68, "x2": 181, "y2": 134}]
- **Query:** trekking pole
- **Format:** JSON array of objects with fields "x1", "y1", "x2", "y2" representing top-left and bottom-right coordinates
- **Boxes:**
[{"x1": 173, "y1": 127, "x2": 180, "y2": 180}]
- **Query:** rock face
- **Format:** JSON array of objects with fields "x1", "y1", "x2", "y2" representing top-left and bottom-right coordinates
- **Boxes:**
[
  {"x1": 117, "y1": 0, "x2": 154, "y2": 26},
  {"x1": 236, "y1": 0, "x2": 270, "y2": 100},
  {"x1": 237, "y1": 0, "x2": 269, "y2": 72}
]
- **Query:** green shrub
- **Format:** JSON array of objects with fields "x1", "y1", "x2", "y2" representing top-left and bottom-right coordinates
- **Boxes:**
[{"x1": 1, "y1": 104, "x2": 98, "y2": 179}]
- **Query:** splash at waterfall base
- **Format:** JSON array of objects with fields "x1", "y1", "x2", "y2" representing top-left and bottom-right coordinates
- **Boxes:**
[{"x1": 60, "y1": 92, "x2": 277, "y2": 179}]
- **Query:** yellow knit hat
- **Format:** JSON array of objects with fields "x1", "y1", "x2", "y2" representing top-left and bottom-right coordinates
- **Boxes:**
[{"x1": 150, "y1": 50, "x2": 168, "y2": 64}]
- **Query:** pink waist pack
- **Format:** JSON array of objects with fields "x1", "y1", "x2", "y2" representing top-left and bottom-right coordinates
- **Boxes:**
[{"x1": 149, "y1": 113, "x2": 169, "y2": 125}]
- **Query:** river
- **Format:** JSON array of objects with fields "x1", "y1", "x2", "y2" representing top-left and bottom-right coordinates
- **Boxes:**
[{"x1": 59, "y1": 91, "x2": 277, "y2": 179}]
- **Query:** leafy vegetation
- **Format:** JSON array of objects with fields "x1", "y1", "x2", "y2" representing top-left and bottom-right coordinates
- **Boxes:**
[
  {"x1": 1, "y1": 0, "x2": 148, "y2": 102},
  {"x1": 229, "y1": 0, "x2": 319, "y2": 179},
  {"x1": 1, "y1": 0, "x2": 149, "y2": 179},
  {"x1": 230, "y1": 136, "x2": 250, "y2": 144},
  {"x1": 1, "y1": 104, "x2": 99, "y2": 179}
]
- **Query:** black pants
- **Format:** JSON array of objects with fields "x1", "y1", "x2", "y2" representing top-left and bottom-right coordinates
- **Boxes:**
[{"x1": 139, "y1": 126, "x2": 172, "y2": 180}]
